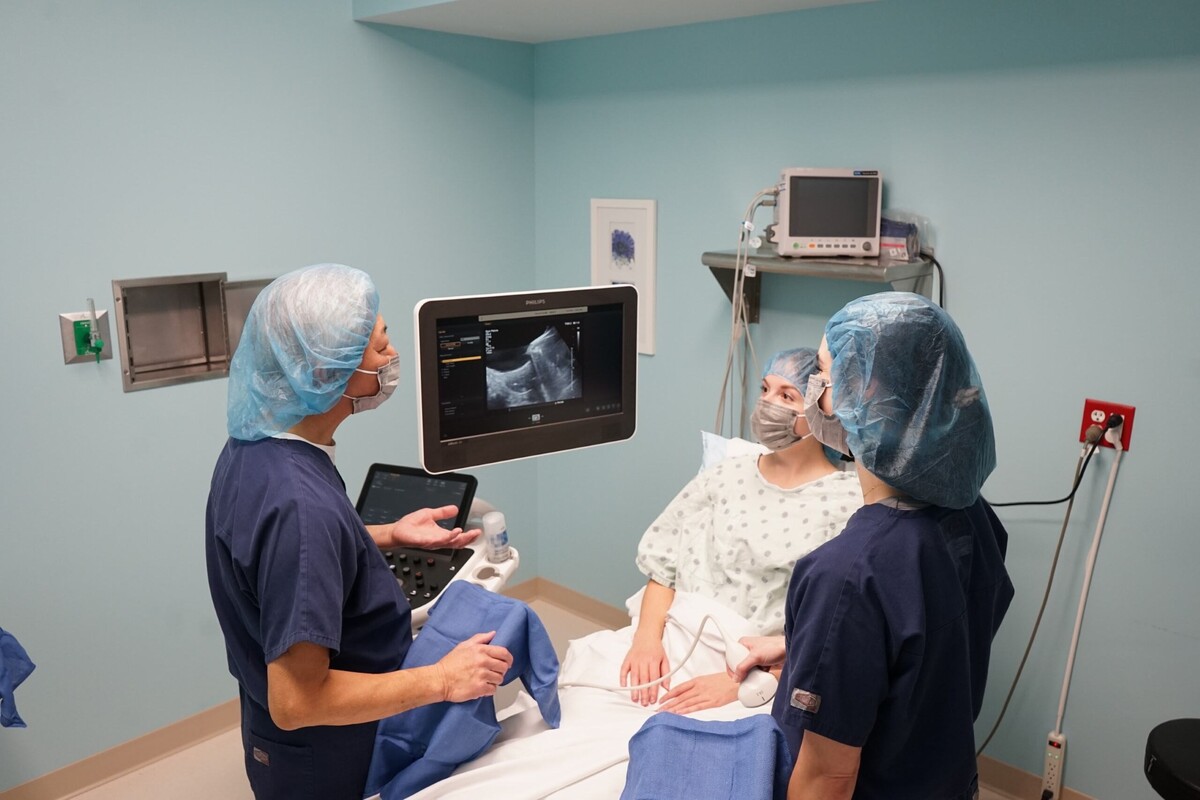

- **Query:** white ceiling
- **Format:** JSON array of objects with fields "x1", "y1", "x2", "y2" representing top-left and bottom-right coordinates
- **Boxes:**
[{"x1": 356, "y1": 0, "x2": 878, "y2": 44}]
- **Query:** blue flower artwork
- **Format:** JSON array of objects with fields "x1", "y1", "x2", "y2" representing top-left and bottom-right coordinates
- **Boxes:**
[{"x1": 611, "y1": 229, "x2": 636, "y2": 265}]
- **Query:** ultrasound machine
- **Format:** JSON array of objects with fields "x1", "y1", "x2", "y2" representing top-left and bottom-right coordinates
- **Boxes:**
[
  {"x1": 355, "y1": 463, "x2": 519, "y2": 630},
  {"x1": 353, "y1": 284, "x2": 638, "y2": 629}
]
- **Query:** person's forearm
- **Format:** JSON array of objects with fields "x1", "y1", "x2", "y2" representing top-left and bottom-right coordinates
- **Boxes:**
[
  {"x1": 269, "y1": 663, "x2": 445, "y2": 730},
  {"x1": 787, "y1": 774, "x2": 856, "y2": 800},
  {"x1": 365, "y1": 524, "x2": 388, "y2": 547},
  {"x1": 787, "y1": 737, "x2": 859, "y2": 800},
  {"x1": 633, "y1": 579, "x2": 675, "y2": 642}
]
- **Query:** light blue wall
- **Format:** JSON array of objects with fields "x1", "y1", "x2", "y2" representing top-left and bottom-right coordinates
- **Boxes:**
[
  {"x1": 0, "y1": 1, "x2": 534, "y2": 790},
  {"x1": 4, "y1": 0, "x2": 1199, "y2": 797},
  {"x1": 532, "y1": 1, "x2": 1199, "y2": 798}
]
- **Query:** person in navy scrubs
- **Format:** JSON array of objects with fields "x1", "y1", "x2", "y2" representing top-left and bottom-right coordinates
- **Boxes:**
[
  {"x1": 206, "y1": 264, "x2": 513, "y2": 800},
  {"x1": 733, "y1": 292, "x2": 1014, "y2": 800}
]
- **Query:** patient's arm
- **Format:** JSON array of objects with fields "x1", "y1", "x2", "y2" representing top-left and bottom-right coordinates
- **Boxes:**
[
  {"x1": 619, "y1": 579, "x2": 676, "y2": 705},
  {"x1": 657, "y1": 672, "x2": 739, "y2": 714},
  {"x1": 787, "y1": 730, "x2": 861, "y2": 800}
]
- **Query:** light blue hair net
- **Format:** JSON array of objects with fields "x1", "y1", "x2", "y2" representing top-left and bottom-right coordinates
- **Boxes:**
[
  {"x1": 761, "y1": 347, "x2": 819, "y2": 389},
  {"x1": 227, "y1": 264, "x2": 380, "y2": 441},
  {"x1": 824, "y1": 292, "x2": 995, "y2": 509}
]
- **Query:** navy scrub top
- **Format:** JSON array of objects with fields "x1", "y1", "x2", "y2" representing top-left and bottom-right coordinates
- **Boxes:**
[
  {"x1": 772, "y1": 498, "x2": 1014, "y2": 800},
  {"x1": 206, "y1": 437, "x2": 412, "y2": 800}
]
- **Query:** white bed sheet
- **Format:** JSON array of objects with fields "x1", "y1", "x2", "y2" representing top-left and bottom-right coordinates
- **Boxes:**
[{"x1": 371, "y1": 590, "x2": 772, "y2": 800}]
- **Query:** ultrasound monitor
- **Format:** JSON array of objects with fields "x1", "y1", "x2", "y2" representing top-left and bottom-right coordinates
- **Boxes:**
[{"x1": 415, "y1": 284, "x2": 638, "y2": 473}]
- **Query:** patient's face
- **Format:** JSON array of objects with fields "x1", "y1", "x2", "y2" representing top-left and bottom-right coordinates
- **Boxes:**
[{"x1": 761, "y1": 374, "x2": 810, "y2": 437}]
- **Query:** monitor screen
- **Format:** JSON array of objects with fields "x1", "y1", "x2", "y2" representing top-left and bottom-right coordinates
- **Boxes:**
[
  {"x1": 415, "y1": 284, "x2": 638, "y2": 473},
  {"x1": 787, "y1": 175, "x2": 879, "y2": 238},
  {"x1": 354, "y1": 463, "x2": 477, "y2": 530}
]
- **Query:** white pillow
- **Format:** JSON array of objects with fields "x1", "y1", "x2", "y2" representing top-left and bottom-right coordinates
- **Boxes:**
[{"x1": 699, "y1": 430, "x2": 768, "y2": 473}]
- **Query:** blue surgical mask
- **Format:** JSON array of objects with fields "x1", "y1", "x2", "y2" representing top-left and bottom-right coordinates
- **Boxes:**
[
  {"x1": 803, "y1": 373, "x2": 850, "y2": 456},
  {"x1": 344, "y1": 354, "x2": 400, "y2": 414}
]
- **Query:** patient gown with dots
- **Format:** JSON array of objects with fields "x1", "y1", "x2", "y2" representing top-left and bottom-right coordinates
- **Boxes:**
[{"x1": 364, "y1": 581, "x2": 561, "y2": 800}]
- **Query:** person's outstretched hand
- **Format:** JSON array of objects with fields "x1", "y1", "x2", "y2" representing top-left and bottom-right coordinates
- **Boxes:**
[{"x1": 370, "y1": 505, "x2": 480, "y2": 550}]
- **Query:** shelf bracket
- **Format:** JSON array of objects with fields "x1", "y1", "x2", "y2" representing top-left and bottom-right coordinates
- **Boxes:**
[{"x1": 708, "y1": 266, "x2": 761, "y2": 323}]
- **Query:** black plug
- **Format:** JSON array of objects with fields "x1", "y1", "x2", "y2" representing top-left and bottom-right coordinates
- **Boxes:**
[{"x1": 1106, "y1": 413, "x2": 1124, "y2": 430}]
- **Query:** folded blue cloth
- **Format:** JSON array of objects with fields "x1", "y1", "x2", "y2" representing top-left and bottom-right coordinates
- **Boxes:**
[
  {"x1": 0, "y1": 627, "x2": 36, "y2": 728},
  {"x1": 620, "y1": 714, "x2": 793, "y2": 800},
  {"x1": 365, "y1": 582, "x2": 560, "y2": 799}
]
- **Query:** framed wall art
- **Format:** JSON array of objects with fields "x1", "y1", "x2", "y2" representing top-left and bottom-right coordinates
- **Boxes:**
[{"x1": 590, "y1": 198, "x2": 656, "y2": 355}]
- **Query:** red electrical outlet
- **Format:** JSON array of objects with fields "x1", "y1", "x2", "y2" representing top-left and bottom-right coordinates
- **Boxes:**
[{"x1": 1079, "y1": 399, "x2": 1136, "y2": 451}]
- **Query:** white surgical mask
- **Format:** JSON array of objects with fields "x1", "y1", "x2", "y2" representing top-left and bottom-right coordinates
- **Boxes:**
[
  {"x1": 344, "y1": 354, "x2": 400, "y2": 414},
  {"x1": 803, "y1": 373, "x2": 851, "y2": 456},
  {"x1": 750, "y1": 399, "x2": 808, "y2": 451}
]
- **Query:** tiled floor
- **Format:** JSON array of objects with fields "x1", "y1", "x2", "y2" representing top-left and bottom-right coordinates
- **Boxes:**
[{"x1": 69, "y1": 598, "x2": 1017, "y2": 799}]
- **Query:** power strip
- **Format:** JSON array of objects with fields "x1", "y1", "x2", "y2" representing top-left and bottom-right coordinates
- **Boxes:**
[{"x1": 1041, "y1": 731, "x2": 1066, "y2": 798}]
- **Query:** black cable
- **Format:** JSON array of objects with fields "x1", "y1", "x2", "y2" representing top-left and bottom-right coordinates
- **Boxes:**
[
  {"x1": 976, "y1": 413, "x2": 1123, "y2": 755},
  {"x1": 987, "y1": 414, "x2": 1121, "y2": 508},
  {"x1": 927, "y1": 253, "x2": 946, "y2": 308},
  {"x1": 977, "y1": 452, "x2": 1085, "y2": 756},
  {"x1": 987, "y1": 438, "x2": 1101, "y2": 508}
]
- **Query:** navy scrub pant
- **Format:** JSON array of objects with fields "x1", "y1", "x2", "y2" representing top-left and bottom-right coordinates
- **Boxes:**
[{"x1": 240, "y1": 689, "x2": 378, "y2": 800}]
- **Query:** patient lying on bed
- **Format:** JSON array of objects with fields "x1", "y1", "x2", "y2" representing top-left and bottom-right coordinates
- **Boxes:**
[{"x1": 621, "y1": 348, "x2": 862, "y2": 713}]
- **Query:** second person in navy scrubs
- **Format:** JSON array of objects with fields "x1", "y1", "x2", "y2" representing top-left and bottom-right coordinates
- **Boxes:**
[{"x1": 734, "y1": 292, "x2": 1014, "y2": 800}]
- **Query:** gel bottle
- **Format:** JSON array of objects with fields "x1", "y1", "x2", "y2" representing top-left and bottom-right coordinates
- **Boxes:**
[{"x1": 481, "y1": 511, "x2": 511, "y2": 563}]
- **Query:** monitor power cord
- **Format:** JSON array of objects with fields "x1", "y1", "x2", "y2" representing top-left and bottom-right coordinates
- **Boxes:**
[{"x1": 988, "y1": 414, "x2": 1121, "y2": 508}]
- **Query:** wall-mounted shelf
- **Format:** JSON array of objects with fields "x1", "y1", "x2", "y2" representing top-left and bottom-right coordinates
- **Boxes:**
[{"x1": 702, "y1": 249, "x2": 933, "y2": 323}]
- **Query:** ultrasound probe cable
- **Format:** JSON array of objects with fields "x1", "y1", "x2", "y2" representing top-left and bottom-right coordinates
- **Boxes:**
[{"x1": 557, "y1": 614, "x2": 769, "y2": 695}]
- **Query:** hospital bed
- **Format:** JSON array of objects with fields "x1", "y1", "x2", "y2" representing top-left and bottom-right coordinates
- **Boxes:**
[{"x1": 366, "y1": 588, "x2": 776, "y2": 800}]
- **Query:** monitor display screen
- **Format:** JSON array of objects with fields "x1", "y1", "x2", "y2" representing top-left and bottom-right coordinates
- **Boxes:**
[
  {"x1": 774, "y1": 168, "x2": 883, "y2": 257},
  {"x1": 787, "y1": 175, "x2": 879, "y2": 238},
  {"x1": 415, "y1": 285, "x2": 638, "y2": 473}
]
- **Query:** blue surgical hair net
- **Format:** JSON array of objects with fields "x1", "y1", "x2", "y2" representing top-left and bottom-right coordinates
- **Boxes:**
[
  {"x1": 227, "y1": 264, "x2": 380, "y2": 441},
  {"x1": 761, "y1": 347, "x2": 819, "y2": 389},
  {"x1": 824, "y1": 292, "x2": 995, "y2": 508}
]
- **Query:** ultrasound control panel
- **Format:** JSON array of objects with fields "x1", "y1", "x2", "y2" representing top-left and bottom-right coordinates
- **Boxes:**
[{"x1": 381, "y1": 546, "x2": 474, "y2": 610}]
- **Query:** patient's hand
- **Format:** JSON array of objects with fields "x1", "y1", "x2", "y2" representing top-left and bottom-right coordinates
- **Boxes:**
[
  {"x1": 657, "y1": 672, "x2": 739, "y2": 715},
  {"x1": 620, "y1": 637, "x2": 671, "y2": 706}
]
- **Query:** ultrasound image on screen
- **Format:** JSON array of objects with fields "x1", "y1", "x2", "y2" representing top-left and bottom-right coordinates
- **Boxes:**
[{"x1": 485, "y1": 326, "x2": 582, "y2": 410}]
